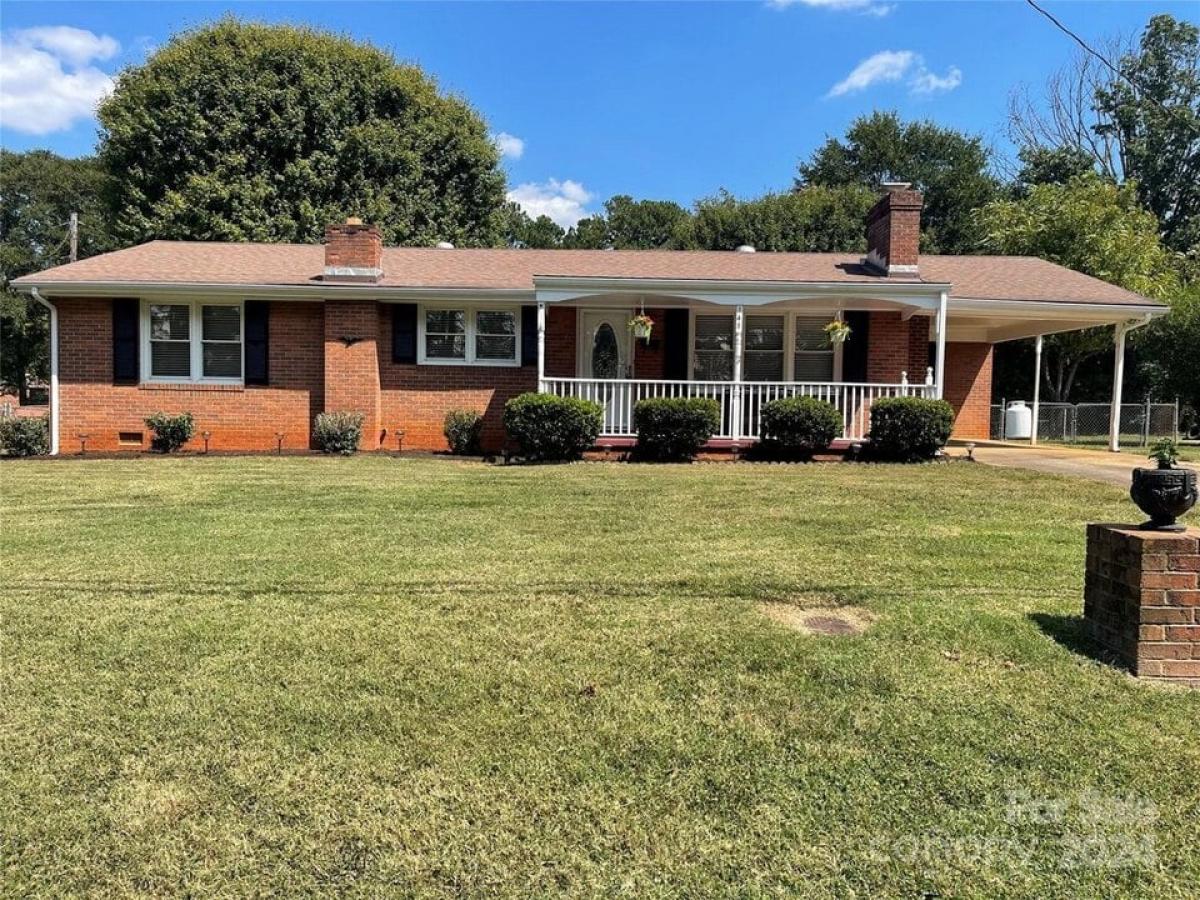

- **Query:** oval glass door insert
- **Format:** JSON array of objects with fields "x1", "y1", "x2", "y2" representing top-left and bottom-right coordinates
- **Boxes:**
[{"x1": 592, "y1": 323, "x2": 620, "y2": 379}]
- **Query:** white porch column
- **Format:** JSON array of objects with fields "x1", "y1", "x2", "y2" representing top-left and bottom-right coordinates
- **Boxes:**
[
  {"x1": 536, "y1": 301, "x2": 547, "y2": 393},
  {"x1": 731, "y1": 305, "x2": 745, "y2": 441},
  {"x1": 1031, "y1": 334, "x2": 1043, "y2": 446},
  {"x1": 934, "y1": 291, "x2": 948, "y2": 399},
  {"x1": 1109, "y1": 322, "x2": 1129, "y2": 452}
]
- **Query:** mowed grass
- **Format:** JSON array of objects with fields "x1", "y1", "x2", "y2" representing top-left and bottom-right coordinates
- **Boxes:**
[{"x1": 2, "y1": 456, "x2": 1198, "y2": 898}]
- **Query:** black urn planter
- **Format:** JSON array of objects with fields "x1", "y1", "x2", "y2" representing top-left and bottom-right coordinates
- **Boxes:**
[{"x1": 1130, "y1": 466, "x2": 1197, "y2": 532}]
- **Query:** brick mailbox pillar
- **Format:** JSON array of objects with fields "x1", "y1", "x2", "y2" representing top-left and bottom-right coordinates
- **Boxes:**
[{"x1": 1084, "y1": 524, "x2": 1200, "y2": 681}]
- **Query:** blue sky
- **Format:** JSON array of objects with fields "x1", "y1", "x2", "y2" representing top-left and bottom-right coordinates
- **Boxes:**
[{"x1": 0, "y1": 1, "x2": 1192, "y2": 226}]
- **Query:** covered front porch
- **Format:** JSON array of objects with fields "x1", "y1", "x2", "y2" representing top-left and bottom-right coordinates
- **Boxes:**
[{"x1": 529, "y1": 276, "x2": 951, "y2": 443}]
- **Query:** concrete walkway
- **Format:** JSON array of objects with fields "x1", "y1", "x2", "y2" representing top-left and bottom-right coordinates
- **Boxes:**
[{"x1": 949, "y1": 441, "x2": 1145, "y2": 486}]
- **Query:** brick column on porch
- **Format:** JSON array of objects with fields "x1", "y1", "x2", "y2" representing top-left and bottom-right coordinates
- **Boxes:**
[
  {"x1": 323, "y1": 299, "x2": 382, "y2": 449},
  {"x1": 1083, "y1": 524, "x2": 1200, "y2": 681}
]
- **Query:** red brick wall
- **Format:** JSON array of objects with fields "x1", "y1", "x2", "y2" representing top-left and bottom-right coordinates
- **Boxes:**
[
  {"x1": 546, "y1": 307, "x2": 576, "y2": 378},
  {"x1": 324, "y1": 299, "x2": 382, "y2": 449},
  {"x1": 907, "y1": 318, "x2": 930, "y2": 383},
  {"x1": 866, "y1": 312, "x2": 911, "y2": 383},
  {"x1": 943, "y1": 343, "x2": 993, "y2": 439},
  {"x1": 632, "y1": 308, "x2": 666, "y2": 379},
  {"x1": 377, "y1": 305, "x2": 537, "y2": 452},
  {"x1": 55, "y1": 298, "x2": 323, "y2": 453}
]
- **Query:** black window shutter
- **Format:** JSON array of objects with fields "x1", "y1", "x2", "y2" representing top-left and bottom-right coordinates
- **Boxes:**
[
  {"x1": 663, "y1": 308, "x2": 689, "y2": 380},
  {"x1": 392, "y1": 303, "x2": 418, "y2": 364},
  {"x1": 244, "y1": 301, "x2": 269, "y2": 385},
  {"x1": 112, "y1": 298, "x2": 139, "y2": 384},
  {"x1": 521, "y1": 305, "x2": 537, "y2": 367},
  {"x1": 841, "y1": 311, "x2": 870, "y2": 382}
]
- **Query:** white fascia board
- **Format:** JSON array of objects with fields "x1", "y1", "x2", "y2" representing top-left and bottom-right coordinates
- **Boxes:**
[
  {"x1": 13, "y1": 281, "x2": 534, "y2": 304},
  {"x1": 949, "y1": 295, "x2": 1167, "y2": 320},
  {"x1": 533, "y1": 276, "x2": 948, "y2": 309}
]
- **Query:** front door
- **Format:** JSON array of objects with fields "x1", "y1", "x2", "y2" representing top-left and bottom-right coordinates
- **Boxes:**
[{"x1": 579, "y1": 311, "x2": 631, "y2": 379}]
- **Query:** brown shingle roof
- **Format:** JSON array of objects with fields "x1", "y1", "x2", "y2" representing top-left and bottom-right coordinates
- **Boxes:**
[{"x1": 13, "y1": 240, "x2": 1160, "y2": 307}]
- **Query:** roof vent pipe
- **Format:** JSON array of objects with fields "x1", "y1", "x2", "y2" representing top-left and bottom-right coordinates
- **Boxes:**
[{"x1": 735, "y1": 245, "x2": 756, "y2": 253}]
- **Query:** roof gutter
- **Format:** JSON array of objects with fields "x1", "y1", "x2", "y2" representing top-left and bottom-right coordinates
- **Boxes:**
[
  {"x1": 12, "y1": 280, "x2": 535, "y2": 303},
  {"x1": 29, "y1": 288, "x2": 59, "y2": 456}
]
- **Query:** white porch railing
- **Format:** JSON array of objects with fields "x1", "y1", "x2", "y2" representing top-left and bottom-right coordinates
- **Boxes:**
[{"x1": 543, "y1": 376, "x2": 933, "y2": 441}]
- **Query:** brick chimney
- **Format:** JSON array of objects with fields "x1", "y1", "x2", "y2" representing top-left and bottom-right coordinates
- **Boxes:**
[
  {"x1": 865, "y1": 182, "x2": 923, "y2": 276},
  {"x1": 324, "y1": 218, "x2": 382, "y2": 283}
]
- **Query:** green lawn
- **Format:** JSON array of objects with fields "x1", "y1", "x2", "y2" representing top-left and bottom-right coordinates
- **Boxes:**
[{"x1": 2, "y1": 456, "x2": 1198, "y2": 897}]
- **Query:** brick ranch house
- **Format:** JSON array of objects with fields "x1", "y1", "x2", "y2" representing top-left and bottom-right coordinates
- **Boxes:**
[{"x1": 14, "y1": 185, "x2": 1166, "y2": 455}]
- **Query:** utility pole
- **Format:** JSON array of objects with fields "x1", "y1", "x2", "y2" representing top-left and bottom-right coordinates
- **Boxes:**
[{"x1": 69, "y1": 212, "x2": 78, "y2": 263}]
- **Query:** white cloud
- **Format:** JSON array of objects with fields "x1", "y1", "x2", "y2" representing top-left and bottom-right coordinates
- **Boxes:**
[
  {"x1": 0, "y1": 26, "x2": 118, "y2": 135},
  {"x1": 507, "y1": 178, "x2": 593, "y2": 229},
  {"x1": 910, "y1": 65, "x2": 963, "y2": 95},
  {"x1": 769, "y1": 0, "x2": 894, "y2": 16},
  {"x1": 825, "y1": 50, "x2": 962, "y2": 98},
  {"x1": 492, "y1": 131, "x2": 525, "y2": 160},
  {"x1": 826, "y1": 50, "x2": 914, "y2": 97}
]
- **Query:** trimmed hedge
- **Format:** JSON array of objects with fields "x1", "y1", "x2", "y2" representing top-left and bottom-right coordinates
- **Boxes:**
[
  {"x1": 443, "y1": 408, "x2": 484, "y2": 455},
  {"x1": 503, "y1": 393, "x2": 603, "y2": 462},
  {"x1": 632, "y1": 397, "x2": 720, "y2": 462},
  {"x1": 144, "y1": 411, "x2": 195, "y2": 453},
  {"x1": 314, "y1": 410, "x2": 364, "y2": 455},
  {"x1": 759, "y1": 396, "x2": 842, "y2": 460},
  {"x1": 868, "y1": 397, "x2": 954, "y2": 462},
  {"x1": 0, "y1": 415, "x2": 49, "y2": 457}
]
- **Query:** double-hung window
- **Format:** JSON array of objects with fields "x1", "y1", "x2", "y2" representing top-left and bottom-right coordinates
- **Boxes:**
[
  {"x1": 743, "y1": 316, "x2": 785, "y2": 381},
  {"x1": 146, "y1": 301, "x2": 243, "y2": 382},
  {"x1": 693, "y1": 315, "x2": 734, "y2": 380},
  {"x1": 420, "y1": 306, "x2": 518, "y2": 366},
  {"x1": 792, "y1": 316, "x2": 835, "y2": 381}
]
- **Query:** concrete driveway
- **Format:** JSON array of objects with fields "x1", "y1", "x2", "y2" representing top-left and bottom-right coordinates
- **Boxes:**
[{"x1": 949, "y1": 441, "x2": 1149, "y2": 487}]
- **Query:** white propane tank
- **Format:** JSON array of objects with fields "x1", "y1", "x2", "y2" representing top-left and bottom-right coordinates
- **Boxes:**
[{"x1": 1005, "y1": 400, "x2": 1033, "y2": 440}]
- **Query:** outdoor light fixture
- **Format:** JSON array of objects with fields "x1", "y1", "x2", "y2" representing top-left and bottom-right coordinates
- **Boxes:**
[
  {"x1": 202, "y1": 430, "x2": 212, "y2": 454},
  {"x1": 78, "y1": 433, "x2": 90, "y2": 455},
  {"x1": 395, "y1": 429, "x2": 405, "y2": 453},
  {"x1": 275, "y1": 432, "x2": 285, "y2": 455},
  {"x1": 965, "y1": 442, "x2": 976, "y2": 461}
]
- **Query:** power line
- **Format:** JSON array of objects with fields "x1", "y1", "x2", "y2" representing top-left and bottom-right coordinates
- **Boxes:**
[{"x1": 1025, "y1": 0, "x2": 1126, "y2": 87}]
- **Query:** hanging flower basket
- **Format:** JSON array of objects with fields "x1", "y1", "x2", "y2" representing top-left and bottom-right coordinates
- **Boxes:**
[
  {"x1": 824, "y1": 319, "x2": 851, "y2": 345},
  {"x1": 628, "y1": 314, "x2": 654, "y2": 342}
]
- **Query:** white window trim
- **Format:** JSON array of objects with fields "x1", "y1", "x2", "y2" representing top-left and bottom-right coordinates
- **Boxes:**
[
  {"x1": 417, "y1": 303, "x2": 521, "y2": 367},
  {"x1": 687, "y1": 310, "x2": 842, "y2": 383},
  {"x1": 141, "y1": 299, "x2": 244, "y2": 385}
]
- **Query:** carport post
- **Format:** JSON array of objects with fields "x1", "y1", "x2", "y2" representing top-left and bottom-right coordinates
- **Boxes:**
[
  {"x1": 1109, "y1": 322, "x2": 1130, "y2": 453},
  {"x1": 1031, "y1": 334, "x2": 1043, "y2": 446},
  {"x1": 934, "y1": 291, "x2": 948, "y2": 399}
]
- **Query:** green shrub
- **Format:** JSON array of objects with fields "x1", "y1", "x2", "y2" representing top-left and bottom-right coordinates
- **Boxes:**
[
  {"x1": 0, "y1": 416, "x2": 49, "y2": 457},
  {"x1": 443, "y1": 408, "x2": 484, "y2": 455},
  {"x1": 144, "y1": 411, "x2": 195, "y2": 453},
  {"x1": 759, "y1": 396, "x2": 842, "y2": 460},
  {"x1": 632, "y1": 397, "x2": 720, "y2": 462},
  {"x1": 868, "y1": 397, "x2": 954, "y2": 462},
  {"x1": 313, "y1": 410, "x2": 364, "y2": 455},
  {"x1": 503, "y1": 393, "x2": 602, "y2": 462}
]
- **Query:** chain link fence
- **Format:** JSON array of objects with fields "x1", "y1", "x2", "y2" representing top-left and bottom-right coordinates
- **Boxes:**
[{"x1": 990, "y1": 400, "x2": 1179, "y2": 447}]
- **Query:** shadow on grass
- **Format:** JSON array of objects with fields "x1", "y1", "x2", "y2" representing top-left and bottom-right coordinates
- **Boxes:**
[{"x1": 1028, "y1": 612, "x2": 1132, "y2": 673}]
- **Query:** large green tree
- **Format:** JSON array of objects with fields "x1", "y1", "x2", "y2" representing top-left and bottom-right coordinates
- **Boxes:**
[
  {"x1": 1094, "y1": 14, "x2": 1200, "y2": 254},
  {"x1": 976, "y1": 174, "x2": 1180, "y2": 402},
  {"x1": 1009, "y1": 14, "x2": 1199, "y2": 255},
  {"x1": 0, "y1": 151, "x2": 114, "y2": 401},
  {"x1": 796, "y1": 111, "x2": 999, "y2": 253},
  {"x1": 685, "y1": 185, "x2": 875, "y2": 252},
  {"x1": 501, "y1": 202, "x2": 564, "y2": 249},
  {"x1": 98, "y1": 18, "x2": 507, "y2": 246},
  {"x1": 559, "y1": 195, "x2": 693, "y2": 250}
]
